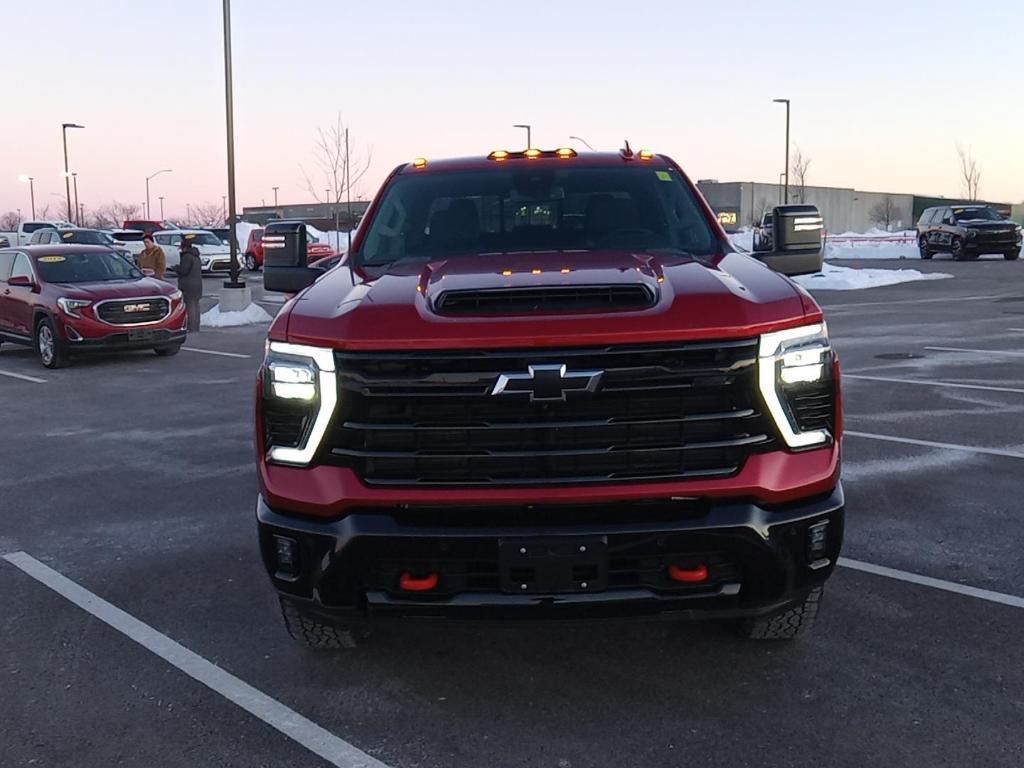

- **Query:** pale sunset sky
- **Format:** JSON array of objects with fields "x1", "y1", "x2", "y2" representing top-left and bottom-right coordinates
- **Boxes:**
[{"x1": 2, "y1": 0, "x2": 1021, "y2": 219}]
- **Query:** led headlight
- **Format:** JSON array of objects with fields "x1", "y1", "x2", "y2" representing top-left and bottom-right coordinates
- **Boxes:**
[
  {"x1": 758, "y1": 323, "x2": 833, "y2": 448},
  {"x1": 262, "y1": 341, "x2": 337, "y2": 465},
  {"x1": 57, "y1": 297, "x2": 91, "y2": 318}
]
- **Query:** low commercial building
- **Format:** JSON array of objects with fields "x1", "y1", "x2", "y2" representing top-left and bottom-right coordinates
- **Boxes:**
[
  {"x1": 242, "y1": 201, "x2": 370, "y2": 230},
  {"x1": 697, "y1": 180, "x2": 1011, "y2": 234}
]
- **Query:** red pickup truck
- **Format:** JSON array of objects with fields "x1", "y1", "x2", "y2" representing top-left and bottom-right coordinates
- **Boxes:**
[{"x1": 255, "y1": 148, "x2": 840, "y2": 648}]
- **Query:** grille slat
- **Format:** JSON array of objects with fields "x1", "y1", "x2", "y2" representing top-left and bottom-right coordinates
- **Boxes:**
[
  {"x1": 325, "y1": 340, "x2": 777, "y2": 485},
  {"x1": 96, "y1": 298, "x2": 170, "y2": 325}
]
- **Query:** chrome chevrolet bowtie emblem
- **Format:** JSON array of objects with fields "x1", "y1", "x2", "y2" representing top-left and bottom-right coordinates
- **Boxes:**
[{"x1": 491, "y1": 364, "x2": 603, "y2": 401}]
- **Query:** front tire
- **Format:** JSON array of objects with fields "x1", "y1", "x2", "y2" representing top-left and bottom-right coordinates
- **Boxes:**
[
  {"x1": 35, "y1": 317, "x2": 69, "y2": 369},
  {"x1": 733, "y1": 587, "x2": 823, "y2": 640},
  {"x1": 918, "y1": 236, "x2": 933, "y2": 260},
  {"x1": 244, "y1": 253, "x2": 258, "y2": 271},
  {"x1": 950, "y1": 236, "x2": 968, "y2": 261},
  {"x1": 1005, "y1": 249, "x2": 1020, "y2": 261},
  {"x1": 279, "y1": 598, "x2": 362, "y2": 650},
  {"x1": 154, "y1": 344, "x2": 182, "y2": 357}
]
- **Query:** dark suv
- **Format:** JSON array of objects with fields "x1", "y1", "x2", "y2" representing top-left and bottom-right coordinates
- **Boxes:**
[{"x1": 917, "y1": 205, "x2": 1021, "y2": 261}]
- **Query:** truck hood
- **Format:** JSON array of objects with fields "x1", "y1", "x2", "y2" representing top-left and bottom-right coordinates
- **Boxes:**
[{"x1": 280, "y1": 250, "x2": 813, "y2": 350}]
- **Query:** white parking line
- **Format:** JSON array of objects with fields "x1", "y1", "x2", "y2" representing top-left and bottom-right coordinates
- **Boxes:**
[
  {"x1": 1008, "y1": 328, "x2": 1024, "y2": 332},
  {"x1": 839, "y1": 557, "x2": 1024, "y2": 610},
  {"x1": 0, "y1": 369, "x2": 47, "y2": 383},
  {"x1": 1, "y1": 552, "x2": 390, "y2": 768},
  {"x1": 845, "y1": 430, "x2": 1024, "y2": 460},
  {"x1": 182, "y1": 347, "x2": 251, "y2": 359},
  {"x1": 844, "y1": 374, "x2": 1024, "y2": 395},
  {"x1": 924, "y1": 346, "x2": 1024, "y2": 358}
]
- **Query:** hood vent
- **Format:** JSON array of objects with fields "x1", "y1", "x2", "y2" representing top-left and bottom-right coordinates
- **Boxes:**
[{"x1": 434, "y1": 284, "x2": 656, "y2": 315}]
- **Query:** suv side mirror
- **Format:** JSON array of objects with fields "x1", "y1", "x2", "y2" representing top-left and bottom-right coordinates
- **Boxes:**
[
  {"x1": 263, "y1": 221, "x2": 322, "y2": 293},
  {"x1": 752, "y1": 204, "x2": 824, "y2": 277},
  {"x1": 7, "y1": 275, "x2": 34, "y2": 288}
]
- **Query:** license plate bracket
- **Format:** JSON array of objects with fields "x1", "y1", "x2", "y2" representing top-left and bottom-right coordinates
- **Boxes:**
[
  {"x1": 498, "y1": 535, "x2": 608, "y2": 594},
  {"x1": 128, "y1": 329, "x2": 155, "y2": 342}
]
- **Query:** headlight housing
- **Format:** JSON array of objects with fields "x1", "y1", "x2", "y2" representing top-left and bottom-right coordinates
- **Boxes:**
[
  {"x1": 169, "y1": 289, "x2": 183, "y2": 302},
  {"x1": 758, "y1": 323, "x2": 834, "y2": 448},
  {"x1": 57, "y1": 297, "x2": 91, "y2": 318},
  {"x1": 261, "y1": 341, "x2": 337, "y2": 465}
]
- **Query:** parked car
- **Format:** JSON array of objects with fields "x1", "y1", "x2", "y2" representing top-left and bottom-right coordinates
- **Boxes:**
[
  {"x1": 917, "y1": 204, "x2": 1021, "y2": 261},
  {"x1": 0, "y1": 220, "x2": 75, "y2": 247},
  {"x1": 151, "y1": 230, "x2": 233, "y2": 273},
  {"x1": 206, "y1": 227, "x2": 232, "y2": 246},
  {"x1": 244, "y1": 223, "x2": 333, "y2": 271},
  {"x1": 110, "y1": 229, "x2": 148, "y2": 262},
  {"x1": 256, "y1": 148, "x2": 842, "y2": 648},
  {"x1": 122, "y1": 219, "x2": 175, "y2": 235},
  {"x1": 28, "y1": 227, "x2": 133, "y2": 262},
  {"x1": 752, "y1": 212, "x2": 774, "y2": 252},
  {"x1": 0, "y1": 245, "x2": 187, "y2": 368}
]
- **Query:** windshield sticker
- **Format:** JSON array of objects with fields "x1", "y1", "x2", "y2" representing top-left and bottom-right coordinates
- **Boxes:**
[
  {"x1": 62, "y1": 232, "x2": 75, "y2": 239},
  {"x1": 656, "y1": 171, "x2": 672, "y2": 182},
  {"x1": 38, "y1": 255, "x2": 66, "y2": 262}
]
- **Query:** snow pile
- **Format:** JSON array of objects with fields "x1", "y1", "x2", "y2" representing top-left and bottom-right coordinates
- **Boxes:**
[
  {"x1": 793, "y1": 263, "x2": 952, "y2": 291},
  {"x1": 201, "y1": 302, "x2": 274, "y2": 328},
  {"x1": 826, "y1": 233, "x2": 919, "y2": 260}
]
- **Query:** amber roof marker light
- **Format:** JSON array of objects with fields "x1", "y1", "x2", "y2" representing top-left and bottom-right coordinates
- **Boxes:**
[
  {"x1": 412, "y1": 157, "x2": 428, "y2": 169},
  {"x1": 488, "y1": 148, "x2": 578, "y2": 161},
  {"x1": 638, "y1": 148, "x2": 655, "y2": 160}
]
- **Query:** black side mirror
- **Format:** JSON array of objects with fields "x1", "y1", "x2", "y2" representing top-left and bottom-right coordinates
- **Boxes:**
[
  {"x1": 263, "y1": 221, "x2": 321, "y2": 293},
  {"x1": 752, "y1": 204, "x2": 824, "y2": 277}
]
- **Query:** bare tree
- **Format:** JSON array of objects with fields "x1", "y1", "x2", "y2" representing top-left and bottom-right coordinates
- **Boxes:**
[
  {"x1": 35, "y1": 203, "x2": 52, "y2": 220},
  {"x1": 301, "y1": 113, "x2": 372, "y2": 249},
  {"x1": 956, "y1": 143, "x2": 981, "y2": 200},
  {"x1": 751, "y1": 197, "x2": 772, "y2": 227},
  {"x1": 90, "y1": 201, "x2": 141, "y2": 229},
  {"x1": 791, "y1": 147, "x2": 812, "y2": 204},
  {"x1": 868, "y1": 196, "x2": 899, "y2": 231},
  {"x1": 0, "y1": 211, "x2": 20, "y2": 230},
  {"x1": 189, "y1": 202, "x2": 226, "y2": 227}
]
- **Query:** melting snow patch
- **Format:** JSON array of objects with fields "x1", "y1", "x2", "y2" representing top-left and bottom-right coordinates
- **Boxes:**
[
  {"x1": 793, "y1": 263, "x2": 952, "y2": 291},
  {"x1": 201, "y1": 303, "x2": 274, "y2": 328}
]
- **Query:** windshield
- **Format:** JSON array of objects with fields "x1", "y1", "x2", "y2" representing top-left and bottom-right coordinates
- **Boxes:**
[
  {"x1": 185, "y1": 233, "x2": 223, "y2": 246},
  {"x1": 358, "y1": 166, "x2": 718, "y2": 266},
  {"x1": 60, "y1": 230, "x2": 114, "y2": 245},
  {"x1": 953, "y1": 207, "x2": 1002, "y2": 222},
  {"x1": 35, "y1": 251, "x2": 142, "y2": 283}
]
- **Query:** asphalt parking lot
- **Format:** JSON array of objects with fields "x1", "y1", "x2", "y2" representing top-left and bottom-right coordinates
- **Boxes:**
[{"x1": 2, "y1": 260, "x2": 1023, "y2": 768}]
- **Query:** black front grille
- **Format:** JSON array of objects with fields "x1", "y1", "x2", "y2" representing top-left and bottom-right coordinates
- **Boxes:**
[
  {"x1": 324, "y1": 340, "x2": 778, "y2": 486},
  {"x1": 787, "y1": 380, "x2": 835, "y2": 433},
  {"x1": 435, "y1": 285, "x2": 656, "y2": 315},
  {"x1": 96, "y1": 298, "x2": 169, "y2": 325}
]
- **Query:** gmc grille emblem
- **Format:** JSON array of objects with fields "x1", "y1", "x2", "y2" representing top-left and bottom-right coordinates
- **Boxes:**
[
  {"x1": 122, "y1": 303, "x2": 151, "y2": 313},
  {"x1": 491, "y1": 364, "x2": 604, "y2": 402}
]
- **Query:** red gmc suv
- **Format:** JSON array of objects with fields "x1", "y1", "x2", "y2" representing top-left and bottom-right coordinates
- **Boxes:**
[
  {"x1": 0, "y1": 245, "x2": 187, "y2": 368},
  {"x1": 256, "y1": 149, "x2": 841, "y2": 648}
]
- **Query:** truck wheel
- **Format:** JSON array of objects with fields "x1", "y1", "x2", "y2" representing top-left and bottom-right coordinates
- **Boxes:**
[
  {"x1": 918, "y1": 236, "x2": 933, "y2": 259},
  {"x1": 279, "y1": 598, "x2": 362, "y2": 650},
  {"x1": 1005, "y1": 250, "x2": 1020, "y2": 261},
  {"x1": 950, "y1": 237, "x2": 968, "y2": 261},
  {"x1": 734, "y1": 587, "x2": 823, "y2": 640},
  {"x1": 35, "y1": 317, "x2": 70, "y2": 369},
  {"x1": 244, "y1": 253, "x2": 258, "y2": 271}
]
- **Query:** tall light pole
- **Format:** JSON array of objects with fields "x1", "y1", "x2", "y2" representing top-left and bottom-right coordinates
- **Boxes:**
[
  {"x1": 272, "y1": 186, "x2": 279, "y2": 206},
  {"x1": 18, "y1": 175, "x2": 36, "y2": 218},
  {"x1": 146, "y1": 169, "x2": 172, "y2": 220},
  {"x1": 186, "y1": 203, "x2": 192, "y2": 224},
  {"x1": 71, "y1": 173, "x2": 80, "y2": 225},
  {"x1": 569, "y1": 135, "x2": 594, "y2": 150},
  {"x1": 513, "y1": 123, "x2": 532, "y2": 149},
  {"x1": 773, "y1": 99, "x2": 790, "y2": 204},
  {"x1": 221, "y1": 0, "x2": 244, "y2": 290},
  {"x1": 61, "y1": 123, "x2": 84, "y2": 221},
  {"x1": 159, "y1": 196, "x2": 165, "y2": 219}
]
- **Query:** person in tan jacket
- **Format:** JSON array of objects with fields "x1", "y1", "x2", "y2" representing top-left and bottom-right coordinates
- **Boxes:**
[{"x1": 137, "y1": 234, "x2": 167, "y2": 279}]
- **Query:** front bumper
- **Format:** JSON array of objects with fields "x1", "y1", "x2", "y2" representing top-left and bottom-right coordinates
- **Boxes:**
[
  {"x1": 56, "y1": 307, "x2": 188, "y2": 351},
  {"x1": 258, "y1": 484, "x2": 844, "y2": 624},
  {"x1": 965, "y1": 236, "x2": 1021, "y2": 253}
]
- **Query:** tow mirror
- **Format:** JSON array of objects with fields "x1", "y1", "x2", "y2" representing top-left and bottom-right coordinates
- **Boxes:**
[
  {"x1": 7, "y1": 275, "x2": 34, "y2": 288},
  {"x1": 753, "y1": 204, "x2": 824, "y2": 277},
  {"x1": 263, "y1": 221, "x2": 322, "y2": 293}
]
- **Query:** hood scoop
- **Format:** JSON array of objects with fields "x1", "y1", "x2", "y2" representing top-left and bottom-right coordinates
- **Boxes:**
[{"x1": 434, "y1": 284, "x2": 656, "y2": 315}]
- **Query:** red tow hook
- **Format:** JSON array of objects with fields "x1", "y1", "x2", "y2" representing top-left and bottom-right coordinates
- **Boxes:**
[
  {"x1": 399, "y1": 571, "x2": 439, "y2": 592},
  {"x1": 668, "y1": 563, "x2": 709, "y2": 583}
]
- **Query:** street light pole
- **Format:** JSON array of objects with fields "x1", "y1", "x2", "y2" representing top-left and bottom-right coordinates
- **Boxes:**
[
  {"x1": 159, "y1": 196, "x2": 165, "y2": 219},
  {"x1": 146, "y1": 169, "x2": 172, "y2": 221},
  {"x1": 72, "y1": 173, "x2": 80, "y2": 225},
  {"x1": 773, "y1": 99, "x2": 790, "y2": 204},
  {"x1": 513, "y1": 124, "x2": 532, "y2": 149},
  {"x1": 568, "y1": 135, "x2": 594, "y2": 150},
  {"x1": 221, "y1": 0, "x2": 244, "y2": 289},
  {"x1": 61, "y1": 123, "x2": 84, "y2": 221},
  {"x1": 272, "y1": 186, "x2": 279, "y2": 206},
  {"x1": 18, "y1": 176, "x2": 36, "y2": 218}
]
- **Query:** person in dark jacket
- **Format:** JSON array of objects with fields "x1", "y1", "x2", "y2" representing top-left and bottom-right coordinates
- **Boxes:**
[{"x1": 177, "y1": 237, "x2": 203, "y2": 331}]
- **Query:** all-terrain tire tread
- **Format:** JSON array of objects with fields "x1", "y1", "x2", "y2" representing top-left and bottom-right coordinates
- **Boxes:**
[
  {"x1": 737, "y1": 587, "x2": 823, "y2": 640},
  {"x1": 279, "y1": 598, "x2": 359, "y2": 649}
]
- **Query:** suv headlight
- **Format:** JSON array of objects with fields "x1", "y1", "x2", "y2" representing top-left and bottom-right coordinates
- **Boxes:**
[
  {"x1": 261, "y1": 341, "x2": 337, "y2": 465},
  {"x1": 758, "y1": 323, "x2": 834, "y2": 448},
  {"x1": 57, "y1": 297, "x2": 91, "y2": 318}
]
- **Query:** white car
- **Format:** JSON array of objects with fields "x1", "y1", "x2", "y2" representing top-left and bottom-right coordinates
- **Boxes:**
[
  {"x1": 152, "y1": 230, "x2": 233, "y2": 273},
  {"x1": 110, "y1": 229, "x2": 149, "y2": 261}
]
